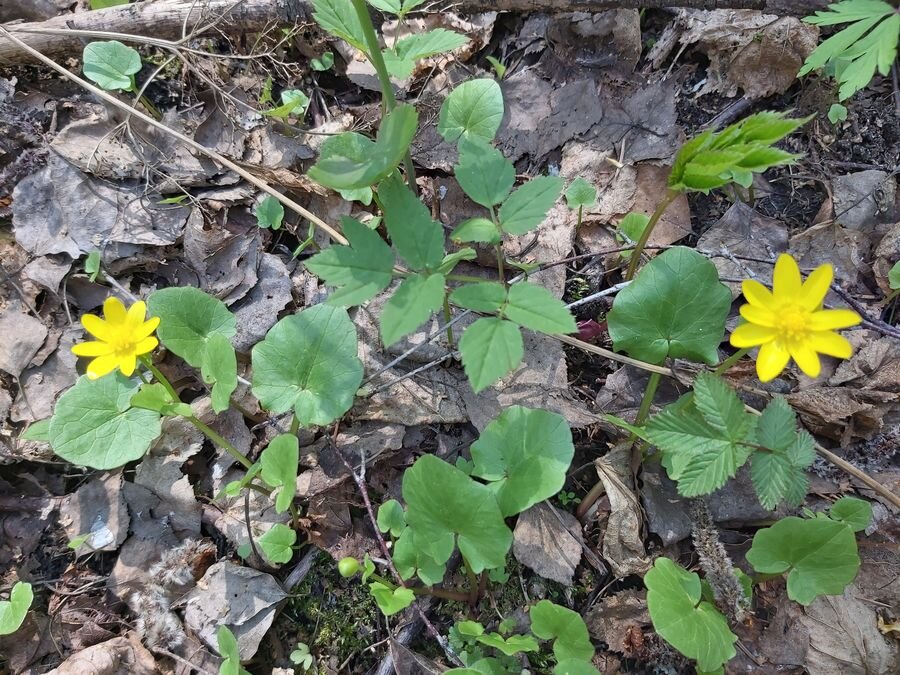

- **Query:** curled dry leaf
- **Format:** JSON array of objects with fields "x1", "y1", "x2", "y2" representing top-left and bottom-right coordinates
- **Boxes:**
[{"x1": 594, "y1": 444, "x2": 650, "y2": 577}]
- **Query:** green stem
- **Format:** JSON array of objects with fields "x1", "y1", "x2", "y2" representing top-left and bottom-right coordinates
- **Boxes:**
[
  {"x1": 577, "y1": 205, "x2": 583, "y2": 229},
  {"x1": 635, "y1": 372, "x2": 662, "y2": 427},
  {"x1": 495, "y1": 245, "x2": 506, "y2": 286},
  {"x1": 443, "y1": 292, "x2": 455, "y2": 349},
  {"x1": 714, "y1": 348, "x2": 750, "y2": 376},
  {"x1": 624, "y1": 190, "x2": 680, "y2": 280},
  {"x1": 138, "y1": 94, "x2": 162, "y2": 121},
  {"x1": 189, "y1": 415, "x2": 254, "y2": 470},
  {"x1": 140, "y1": 356, "x2": 179, "y2": 401},
  {"x1": 290, "y1": 414, "x2": 300, "y2": 435},
  {"x1": 462, "y1": 555, "x2": 479, "y2": 605}
]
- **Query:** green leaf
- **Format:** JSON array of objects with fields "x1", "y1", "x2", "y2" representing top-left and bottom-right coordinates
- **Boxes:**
[
  {"x1": 615, "y1": 212, "x2": 650, "y2": 260},
  {"x1": 438, "y1": 78, "x2": 504, "y2": 144},
  {"x1": 90, "y1": 0, "x2": 130, "y2": 8},
  {"x1": 393, "y1": 528, "x2": 446, "y2": 584},
  {"x1": 455, "y1": 137, "x2": 515, "y2": 208},
  {"x1": 377, "y1": 499, "x2": 406, "y2": 537},
  {"x1": 82, "y1": 40, "x2": 141, "y2": 91},
  {"x1": 85, "y1": 249, "x2": 101, "y2": 281},
  {"x1": 264, "y1": 89, "x2": 310, "y2": 119},
  {"x1": 458, "y1": 317, "x2": 523, "y2": 393},
  {"x1": 217, "y1": 625, "x2": 251, "y2": 675},
  {"x1": 148, "y1": 287, "x2": 237, "y2": 368},
  {"x1": 504, "y1": 282, "x2": 576, "y2": 335},
  {"x1": 368, "y1": 0, "x2": 427, "y2": 16},
  {"x1": 380, "y1": 273, "x2": 446, "y2": 346},
  {"x1": 0, "y1": 582, "x2": 33, "y2": 636},
  {"x1": 888, "y1": 260, "x2": 900, "y2": 290},
  {"x1": 436, "y1": 249, "x2": 477, "y2": 275},
  {"x1": 378, "y1": 173, "x2": 445, "y2": 270},
  {"x1": 251, "y1": 305, "x2": 363, "y2": 426},
  {"x1": 201, "y1": 332, "x2": 237, "y2": 414},
  {"x1": 384, "y1": 29, "x2": 469, "y2": 79},
  {"x1": 746, "y1": 516, "x2": 861, "y2": 604},
  {"x1": 829, "y1": 496, "x2": 872, "y2": 532},
  {"x1": 402, "y1": 454, "x2": 512, "y2": 573},
  {"x1": 470, "y1": 406, "x2": 574, "y2": 517},
  {"x1": 310, "y1": 51, "x2": 334, "y2": 71},
  {"x1": 305, "y1": 216, "x2": 394, "y2": 306},
  {"x1": 20, "y1": 419, "x2": 50, "y2": 442},
  {"x1": 498, "y1": 176, "x2": 565, "y2": 235},
  {"x1": 607, "y1": 246, "x2": 731, "y2": 365},
  {"x1": 529, "y1": 600, "x2": 594, "y2": 663},
  {"x1": 258, "y1": 523, "x2": 296, "y2": 564},
  {"x1": 645, "y1": 558, "x2": 737, "y2": 672},
  {"x1": 450, "y1": 217, "x2": 501, "y2": 245},
  {"x1": 49, "y1": 375, "x2": 161, "y2": 470},
  {"x1": 260, "y1": 434, "x2": 299, "y2": 513},
  {"x1": 449, "y1": 282, "x2": 507, "y2": 313},
  {"x1": 130, "y1": 383, "x2": 193, "y2": 417},
  {"x1": 750, "y1": 397, "x2": 814, "y2": 509},
  {"x1": 565, "y1": 177, "x2": 597, "y2": 209},
  {"x1": 311, "y1": 0, "x2": 368, "y2": 51},
  {"x1": 308, "y1": 104, "x2": 418, "y2": 191},
  {"x1": 476, "y1": 632, "x2": 539, "y2": 656},
  {"x1": 554, "y1": 660, "x2": 601, "y2": 675},
  {"x1": 369, "y1": 582, "x2": 415, "y2": 616}
]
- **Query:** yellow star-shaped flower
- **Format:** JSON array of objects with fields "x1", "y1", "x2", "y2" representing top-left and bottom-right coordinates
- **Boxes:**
[
  {"x1": 72, "y1": 297, "x2": 160, "y2": 379},
  {"x1": 730, "y1": 254, "x2": 861, "y2": 382}
]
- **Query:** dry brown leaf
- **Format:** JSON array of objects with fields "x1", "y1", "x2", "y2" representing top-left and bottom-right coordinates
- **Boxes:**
[
  {"x1": 595, "y1": 444, "x2": 650, "y2": 577},
  {"x1": 44, "y1": 634, "x2": 156, "y2": 675},
  {"x1": 513, "y1": 501, "x2": 583, "y2": 585},
  {"x1": 873, "y1": 221, "x2": 900, "y2": 296},
  {"x1": 584, "y1": 590, "x2": 650, "y2": 657}
]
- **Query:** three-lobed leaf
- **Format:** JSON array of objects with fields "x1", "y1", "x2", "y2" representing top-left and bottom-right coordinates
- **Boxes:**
[
  {"x1": 750, "y1": 396, "x2": 815, "y2": 509},
  {"x1": 498, "y1": 176, "x2": 564, "y2": 235},
  {"x1": 458, "y1": 317, "x2": 523, "y2": 393},
  {"x1": 384, "y1": 29, "x2": 469, "y2": 79},
  {"x1": 438, "y1": 78, "x2": 504, "y2": 144},
  {"x1": 380, "y1": 273, "x2": 446, "y2": 346},
  {"x1": 82, "y1": 40, "x2": 141, "y2": 91},
  {"x1": 256, "y1": 195, "x2": 285, "y2": 230},
  {"x1": 260, "y1": 434, "x2": 299, "y2": 513},
  {"x1": 369, "y1": 582, "x2": 415, "y2": 616}
]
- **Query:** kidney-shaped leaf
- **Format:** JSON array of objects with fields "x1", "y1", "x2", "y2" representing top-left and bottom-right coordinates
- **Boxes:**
[
  {"x1": 49, "y1": 374, "x2": 162, "y2": 469},
  {"x1": 607, "y1": 246, "x2": 731, "y2": 365},
  {"x1": 260, "y1": 434, "x2": 299, "y2": 513},
  {"x1": 529, "y1": 600, "x2": 594, "y2": 663},
  {"x1": 470, "y1": 406, "x2": 574, "y2": 516},
  {"x1": 82, "y1": 40, "x2": 141, "y2": 91},
  {"x1": 148, "y1": 287, "x2": 237, "y2": 367},
  {"x1": 438, "y1": 78, "x2": 504, "y2": 144},
  {"x1": 0, "y1": 582, "x2": 33, "y2": 636},
  {"x1": 251, "y1": 305, "x2": 363, "y2": 426}
]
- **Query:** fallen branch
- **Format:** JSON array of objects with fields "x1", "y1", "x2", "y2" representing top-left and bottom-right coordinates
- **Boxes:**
[{"x1": 1, "y1": 0, "x2": 831, "y2": 64}]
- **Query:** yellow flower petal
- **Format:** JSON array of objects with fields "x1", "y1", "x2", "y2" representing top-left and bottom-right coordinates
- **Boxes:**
[
  {"x1": 103, "y1": 297, "x2": 127, "y2": 324},
  {"x1": 773, "y1": 254, "x2": 802, "y2": 301},
  {"x1": 134, "y1": 336, "x2": 159, "y2": 355},
  {"x1": 81, "y1": 314, "x2": 116, "y2": 342},
  {"x1": 789, "y1": 342, "x2": 821, "y2": 378},
  {"x1": 87, "y1": 354, "x2": 121, "y2": 379},
  {"x1": 730, "y1": 323, "x2": 777, "y2": 348},
  {"x1": 72, "y1": 341, "x2": 114, "y2": 357},
  {"x1": 126, "y1": 301, "x2": 148, "y2": 328},
  {"x1": 134, "y1": 316, "x2": 160, "y2": 340},
  {"x1": 809, "y1": 309, "x2": 862, "y2": 331},
  {"x1": 799, "y1": 263, "x2": 833, "y2": 310},
  {"x1": 740, "y1": 304, "x2": 776, "y2": 327},
  {"x1": 119, "y1": 352, "x2": 137, "y2": 377},
  {"x1": 757, "y1": 341, "x2": 790, "y2": 382},
  {"x1": 808, "y1": 331, "x2": 853, "y2": 359},
  {"x1": 742, "y1": 279, "x2": 775, "y2": 307}
]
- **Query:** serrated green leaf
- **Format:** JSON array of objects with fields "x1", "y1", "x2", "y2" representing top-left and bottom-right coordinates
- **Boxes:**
[
  {"x1": 260, "y1": 434, "x2": 299, "y2": 513},
  {"x1": 450, "y1": 217, "x2": 501, "y2": 244},
  {"x1": 82, "y1": 40, "x2": 140, "y2": 91},
  {"x1": 384, "y1": 29, "x2": 469, "y2": 79},
  {"x1": 258, "y1": 523, "x2": 296, "y2": 564},
  {"x1": 217, "y1": 625, "x2": 251, "y2": 675},
  {"x1": 369, "y1": 582, "x2": 415, "y2": 616},
  {"x1": 49, "y1": 374, "x2": 161, "y2": 469},
  {"x1": 450, "y1": 281, "x2": 507, "y2": 313},
  {"x1": 530, "y1": 600, "x2": 594, "y2": 663},
  {"x1": 306, "y1": 216, "x2": 394, "y2": 306},
  {"x1": 308, "y1": 105, "x2": 418, "y2": 191},
  {"x1": 755, "y1": 396, "x2": 796, "y2": 450},
  {"x1": 251, "y1": 305, "x2": 363, "y2": 426},
  {"x1": 746, "y1": 516, "x2": 861, "y2": 604},
  {"x1": 645, "y1": 557, "x2": 737, "y2": 672},
  {"x1": 312, "y1": 0, "x2": 367, "y2": 51},
  {"x1": 201, "y1": 332, "x2": 237, "y2": 414},
  {"x1": 498, "y1": 176, "x2": 564, "y2": 235},
  {"x1": 148, "y1": 287, "x2": 237, "y2": 368},
  {"x1": 377, "y1": 499, "x2": 406, "y2": 536},
  {"x1": 504, "y1": 282, "x2": 576, "y2": 335},
  {"x1": 750, "y1": 397, "x2": 814, "y2": 509},
  {"x1": 455, "y1": 137, "x2": 515, "y2": 208},
  {"x1": 368, "y1": 0, "x2": 427, "y2": 16},
  {"x1": 829, "y1": 496, "x2": 872, "y2": 532},
  {"x1": 130, "y1": 382, "x2": 192, "y2": 417},
  {"x1": 0, "y1": 582, "x2": 32, "y2": 636},
  {"x1": 470, "y1": 406, "x2": 574, "y2": 517},
  {"x1": 608, "y1": 247, "x2": 731, "y2": 365},
  {"x1": 565, "y1": 177, "x2": 597, "y2": 209},
  {"x1": 85, "y1": 249, "x2": 101, "y2": 281},
  {"x1": 403, "y1": 454, "x2": 512, "y2": 573},
  {"x1": 378, "y1": 173, "x2": 445, "y2": 270},
  {"x1": 476, "y1": 632, "x2": 539, "y2": 656},
  {"x1": 459, "y1": 317, "x2": 523, "y2": 393},
  {"x1": 438, "y1": 78, "x2": 504, "y2": 144},
  {"x1": 20, "y1": 419, "x2": 50, "y2": 442},
  {"x1": 380, "y1": 273, "x2": 446, "y2": 346}
]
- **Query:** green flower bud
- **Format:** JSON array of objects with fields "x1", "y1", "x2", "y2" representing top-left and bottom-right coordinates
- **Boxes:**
[{"x1": 338, "y1": 557, "x2": 360, "y2": 577}]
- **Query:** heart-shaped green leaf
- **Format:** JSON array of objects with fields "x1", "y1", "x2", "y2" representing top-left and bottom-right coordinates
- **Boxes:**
[
  {"x1": 148, "y1": 287, "x2": 237, "y2": 367},
  {"x1": 256, "y1": 195, "x2": 285, "y2": 229},
  {"x1": 377, "y1": 499, "x2": 406, "y2": 537},
  {"x1": 438, "y1": 78, "x2": 504, "y2": 144},
  {"x1": 369, "y1": 582, "x2": 415, "y2": 616},
  {"x1": 258, "y1": 523, "x2": 296, "y2": 564},
  {"x1": 565, "y1": 177, "x2": 597, "y2": 209},
  {"x1": 828, "y1": 496, "x2": 872, "y2": 532},
  {"x1": 0, "y1": 582, "x2": 33, "y2": 636},
  {"x1": 529, "y1": 600, "x2": 595, "y2": 663},
  {"x1": 82, "y1": 40, "x2": 141, "y2": 91}
]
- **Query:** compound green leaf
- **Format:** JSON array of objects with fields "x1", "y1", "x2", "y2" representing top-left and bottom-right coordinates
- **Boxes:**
[
  {"x1": 450, "y1": 217, "x2": 501, "y2": 245},
  {"x1": 201, "y1": 332, "x2": 237, "y2": 414},
  {"x1": 476, "y1": 632, "x2": 539, "y2": 656},
  {"x1": 750, "y1": 396, "x2": 814, "y2": 509},
  {"x1": 384, "y1": 29, "x2": 469, "y2": 79},
  {"x1": 450, "y1": 282, "x2": 507, "y2": 313},
  {"x1": 305, "y1": 216, "x2": 394, "y2": 306},
  {"x1": 217, "y1": 625, "x2": 251, "y2": 675},
  {"x1": 258, "y1": 523, "x2": 296, "y2": 564},
  {"x1": 368, "y1": 0, "x2": 427, "y2": 16},
  {"x1": 498, "y1": 176, "x2": 564, "y2": 235},
  {"x1": 438, "y1": 78, "x2": 504, "y2": 144},
  {"x1": 251, "y1": 305, "x2": 363, "y2": 426},
  {"x1": 455, "y1": 137, "x2": 515, "y2": 208},
  {"x1": 308, "y1": 105, "x2": 418, "y2": 191},
  {"x1": 504, "y1": 282, "x2": 576, "y2": 335},
  {"x1": 829, "y1": 496, "x2": 872, "y2": 532},
  {"x1": 746, "y1": 516, "x2": 861, "y2": 605},
  {"x1": 470, "y1": 406, "x2": 574, "y2": 516},
  {"x1": 311, "y1": 0, "x2": 367, "y2": 51},
  {"x1": 148, "y1": 287, "x2": 237, "y2": 368},
  {"x1": 380, "y1": 273, "x2": 446, "y2": 346},
  {"x1": 260, "y1": 434, "x2": 299, "y2": 514},
  {"x1": 369, "y1": 582, "x2": 415, "y2": 616},
  {"x1": 458, "y1": 317, "x2": 523, "y2": 393},
  {"x1": 607, "y1": 246, "x2": 731, "y2": 365},
  {"x1": 377, "y1": 499, "x2": 407, "y2": 537},
  {"x1": 378, "y1": 173, "x2": 445, "y2": 271},
  {"x1": 82, "y1": 40, "x2": 140, "y2": 91},
  {"x1": 50, "y1": 374, "x2": 161, "y2": 470},
  {"x1": 565, "y1": 177, "x2": 597, "y2": 209},
  {"x1": 0, "y1": 582, "x2": 32, "y2": 636},
  {"x1": 529, "y1": 600, "x2": 594, "y2": 663},
  {"x1": 402, "y1": 454, "x2": 512, "y2": 573}
]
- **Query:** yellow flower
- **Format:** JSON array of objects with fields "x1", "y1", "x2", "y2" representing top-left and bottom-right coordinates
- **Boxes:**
[
  {"x1": 730, "y1": 254, "x2": 861, "y2": 382},
  {"x1": 72, "y1": 297, "x2": 160, "y2": 379}
]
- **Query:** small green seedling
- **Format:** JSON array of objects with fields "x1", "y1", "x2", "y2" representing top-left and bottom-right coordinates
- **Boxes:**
[
  {"x1": 255, "y1": 195, "x2": 285, "y2": 230},
  {"x1": 82, "y1": 40, "x2": 142, "y2": 92},
  {"x1": 217, "y1": 625, "x2": 251, "y2": 675},
  {"x1": 0, "y1": 582, "x2": 33, "y2": 636},
  {"x1": 264, "y1": 89, "x2": 310, "y2": 119},
  {"x1": 84, "y1": 250, "x2": 101, "y2": 282},
  {"x1": 828, "y1": 102, "x2": 848, "y2": 124},
  {"x1": 565, "y1": 177, "x2": 597, "y2": 228},
  {"x1": 310, "y1": 51, "x2": 335, "y2": 71},
  {"x1": 290, "y1": 642, "x2": 314, "y2": 670}
]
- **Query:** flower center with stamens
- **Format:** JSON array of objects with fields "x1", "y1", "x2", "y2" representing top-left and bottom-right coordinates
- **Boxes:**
[{"x1": 777, "y1": 305, "x2": 810, "y2": 342}]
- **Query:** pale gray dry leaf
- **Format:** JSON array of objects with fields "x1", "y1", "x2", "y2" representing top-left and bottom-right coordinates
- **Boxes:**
[
  {"x1": 0, "y1": 611, "x2": 56, "y2": 674},
  {"x1": 788, "y1": 387, "x2": 897, "y2": 444},
  {"x1": 244, "y1": 126, "x2": 315, "y2": 168},
  {"x1": 697, "y1": 201, "x2": 789, "y2": 298},
  {"x1": 60, "y1": 472, "x2": 130, "y2": 556},
  {"x1": 790, "y1": 221, "x2": 872, "y2": 292},
  {"x1": 20, "y1": 255, "x2": 72, "y2": 296},
  {"x1": 44, "y1": 634, "x2": 157, "y2": 675},
  {"x1": 389, "y1": 640, "x2": 445, "y2": 675},
  {"x1": 595, "y1": 444, "x2": 650, "y2": 576},
  {"x1": 872, "y1": 221, "x2": 900, "y2": 296},
  {"x1": 513, "y1": 501, "x2": 583, "y2": 585},
  {"x1": 183, "y1": 208, "x2": 261, "y2": 302},
  {"x1": 184, "y1": 561, "x2": 287, "y2": 661},
  {"x1": 0, "y1": 308, "x2": 47, "y2": 378},
  {"x1": 231, "y1": 252, "x2": 293, "y2": 352},
  {"x1": 11, "y1": 326, "x2": 79, "y2": 424},
  {"x1": 832, "y1": 170, "x2": 897, "y2": 233}
]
